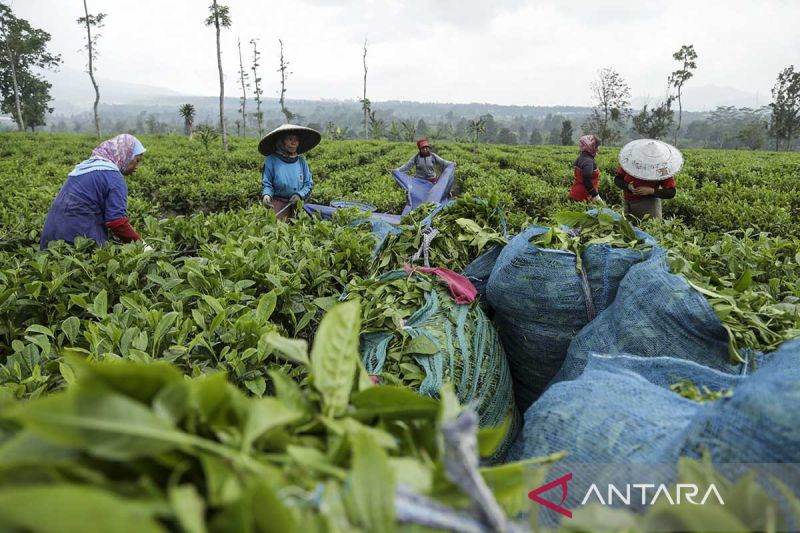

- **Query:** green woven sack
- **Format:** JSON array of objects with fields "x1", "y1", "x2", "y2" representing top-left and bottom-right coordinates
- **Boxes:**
[{"x1": 350, "y1": 271, "x2": 520, "y2": 462}]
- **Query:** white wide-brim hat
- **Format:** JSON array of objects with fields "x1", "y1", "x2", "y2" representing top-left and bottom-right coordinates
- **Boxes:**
[
  {"x1": 619, "y1": 139, "x2": 684, "y2": 181},
  {"x1": 258, "y1": 124, "x2": 322, "y2": 156}
]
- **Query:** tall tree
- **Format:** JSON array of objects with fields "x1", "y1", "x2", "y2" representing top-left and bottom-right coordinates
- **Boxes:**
[
  {"x1": 178, "y1": 103, "x2": 196, "y2": 137},
  {"x1": 205, "y1": 1, "x2": 231, "y2": 150},
  {"x1": 77, "y1": 0, "x2": 105, "y2": 138},
  {"x1": 361, "y1": 39, "x2": 369, "y2": 139},
  {"x1": 583, "y1": 67, "x2": 631, "y2": 144},
  {"x1": 369, "y1": 111, "x2": 386, "y2": 139},
  {"x1": 497, "y1": 127, "x2": 518, "y2": 145},
  {"x1": 468, "y1": 118, "x2": 486, "y2": 143},
  {"x1": 669, "y1": 44, "x2": 698, "y2": 145},
  {"x1": 560, "y1": 119, "x2": 573, "y2": 145},
  {"x1": 479, "y1": 113, "x2": 498, "y2": 142},
  {"x1": 400, "y1": 120, "x2": 416, "y2": 142},
  {"x1": 236, "y1": 37, "x2": 249, "y2": 137},
  {"x1": 2, "y1": 69, "x2": 53, "y2": 131},
  {"x1": 632, "y1": 98, "x2": 675, "y2": 139},
  {"x1": 0, "y1": 3, "x2": 61, "y2": 131},
  {"x1": 768, "y1": 65, "x2": 800, "y2": 151},
  {"x1": 388, "y1": 120, "x2": 401, "y2": 141},
  {"x1": 277, "y1": 38, "x2": 294, "y2": 123},
  {"x1": 250, "y1": 38, "x2": 264, "y2": 137}
]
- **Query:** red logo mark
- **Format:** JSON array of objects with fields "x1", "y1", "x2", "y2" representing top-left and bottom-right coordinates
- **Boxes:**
[{"x1": 528, "y1": 472, "x2": 573, "y2": 518}]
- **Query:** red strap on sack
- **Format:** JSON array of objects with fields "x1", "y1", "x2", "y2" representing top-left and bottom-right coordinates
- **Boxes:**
[{"x1": 403, "y1": 263, "x2": 477, "y2": 304}]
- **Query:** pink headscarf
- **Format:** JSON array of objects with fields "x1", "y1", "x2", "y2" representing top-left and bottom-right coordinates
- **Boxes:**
[
  {"x1": 91, "y1": 134, "x2": 145, "y2": 171},
  {"x1": 579, "y1": 134, "x2": 600, "y2": 157}
]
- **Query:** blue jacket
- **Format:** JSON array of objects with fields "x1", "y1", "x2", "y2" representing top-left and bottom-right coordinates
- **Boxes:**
[
  {"x1": 40, "y1": 169, "x2": 129, "y2": 249},
  {"x1": 261, "y1": 155, "x2": 313, "y2": 199}
]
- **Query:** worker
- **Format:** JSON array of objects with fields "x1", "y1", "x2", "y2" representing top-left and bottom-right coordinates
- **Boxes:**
[
  {"x1": 396, "y1": 138, "x2": 454, "y2": 183},
  {"x1": 569, "y1": 134, "x2": 602, "y2": 203},
  {"x1": 41, "y1": 134, "x2": 147, "y2": 249},
  {"x1": 614, "y1": 139, "x2": 682, "y2": 220},
  {"x1": 259, "y1": 124, "x2": 321, "y2": 220}
]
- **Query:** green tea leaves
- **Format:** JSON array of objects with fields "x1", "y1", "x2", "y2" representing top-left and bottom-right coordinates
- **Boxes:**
[{"x1": 311, "y1": 301, "x2": 361, "y2": 418}]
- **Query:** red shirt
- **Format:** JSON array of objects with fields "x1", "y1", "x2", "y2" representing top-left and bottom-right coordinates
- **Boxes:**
[{"x1": 618, "y1": 168, "x2": 676, "y2": 202}]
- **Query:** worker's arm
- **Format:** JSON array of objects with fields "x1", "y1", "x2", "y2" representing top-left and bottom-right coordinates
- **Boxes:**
[
  {"x1": 396, "y1": 155, "x2": 416, "y2": 173},
  {"x1": 614, "y1": 168, "x2": 632, "y2": 192},
  {"x1": 579, "y1": 160, "x2": 598, "y2": 197},
  {"x1": 433, "y1": 153, "x2": 454, "y2": 167},
  {"x1": 104, "y1": 174, "x2": 141, "y2": 242},
  {"x1": 297, "y1": 159, "x2": 313, "y2": 199},
  {"x1": 106, "y1": 217, "x2": 141, "y2": 242},
  {"x1": 261, "y1": 158, "x2": 274, "y2": 198},
  {"x1": 653, "y1": 187, "x2": 676, "y2": 199}
]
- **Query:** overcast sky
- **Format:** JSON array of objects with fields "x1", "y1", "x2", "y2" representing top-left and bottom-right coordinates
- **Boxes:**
[{"x1": 7, "y1": 0, "x2": 799, "y2": 110}]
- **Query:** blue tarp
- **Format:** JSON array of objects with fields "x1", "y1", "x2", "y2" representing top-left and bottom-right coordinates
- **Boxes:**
[
  {"x1": 303, "y1": 164, "x2": 455, "y2": 224},
  {"x1": 392, "y1": 164, "x2": 456, "y2": 215},
  {"x1": 302, "y1": 203, "x2": 402, "y2": 225}
]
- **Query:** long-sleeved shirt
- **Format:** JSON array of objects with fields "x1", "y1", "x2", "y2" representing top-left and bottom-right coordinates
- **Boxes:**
[
  {"x1": 397, "y1": 152, "x2": 453, "y2": 180},
  {"x1": 574, "y1": 152, "x2": 599, "y2": 197},
  {"x1": 261, "y1": 155, "x2": 313, "y2": 199},
  {"x1": 614, "y1": 168, "x2": 676, "y2": 201},
  {"x1": 40, "y1": 169, "x2": 136, "y2": 249}
]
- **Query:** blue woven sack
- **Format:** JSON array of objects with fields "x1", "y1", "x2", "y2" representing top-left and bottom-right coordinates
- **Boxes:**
[
  {"x1": 553, "y1": 247, "x2": 743, "y2": 387},
  {"x1": 486, "y1": 224, "x2": 654, "y2": 411},
  {"x1": 507, "y1": 338, "x2": 800, "y2": 465}
]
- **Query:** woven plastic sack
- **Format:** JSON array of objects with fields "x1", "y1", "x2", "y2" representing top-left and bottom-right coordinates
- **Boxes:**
[
  {"x1": 360, "y1": 274, "x2": 520, "y2": 462},
  {"x1": 552, "y1": 246, "x2": 742, "y2": 387},
  {"x1": 507, "y1": 338, "x2": 800, "y2": 465},
  {"x1": 462, "y1": 244, "x2": 504, "y2": 306},
  {"x1": 681, "y1": 337, "x2": 800, "y2": 463},
  {"x1": 392, "y1": 164, "x2": 455, "y2": 215},
  {"x1": 486, "y1": 225, "x2": 655, "y2": 411}
]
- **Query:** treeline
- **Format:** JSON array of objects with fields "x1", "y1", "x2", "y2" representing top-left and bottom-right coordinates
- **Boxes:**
[{"x1": 26, "y1": 101, "x2": 796, "y2": 151}]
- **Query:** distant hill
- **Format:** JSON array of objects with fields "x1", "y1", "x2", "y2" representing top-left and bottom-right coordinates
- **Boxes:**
[{"x1": 45, "y1": 67, "x2": 185, "y2": 114}]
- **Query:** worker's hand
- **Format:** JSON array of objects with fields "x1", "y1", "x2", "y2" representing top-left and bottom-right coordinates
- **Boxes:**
[
  {"x1": 261, "y1": 195, "x2": 272, "y2": 208},
  {"x1": 592, "y1": 194, "x2": 604, "y2": 204},
  {"x1": 430, "y1": 176, "x2": 440, "y2": 184},
  {"x1": 632, "y1": 186, "x2": 655, "y2": 196},
  {"x1": 289, "y1": 194, "x2": 302, "y2": 204},
  {"x1": 143, "y1": 240, "x2": 155, "y2": 252}
]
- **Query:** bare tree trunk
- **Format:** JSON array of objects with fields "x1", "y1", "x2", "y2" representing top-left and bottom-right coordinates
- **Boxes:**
[
  {"x1": 237, "y1": 37, "x2": 246, "y2": 137},
  {"x1": 0, "y1": 24, "x2": 24, "y2": 131},
  {"x1": 3, "y1": 48, "x2": 23, "y2": 131},
  {"x1": 674, "y1": 87, "x2": 682, "y2": 145},
  {"x1": 213, "y1": 0, "x2": 228, "y2": 150},
  {"x1": 278, "y1": 39, "x2": 292, "y2": 124},
  {"x1": 83, "y1": 0, "x2": 101, "y2": 138},
  {"x1": 250, "y1": 39, "x2": 263, "y2": 137},
  {"x1": 363, "y1": 39, "x2": 368, "y2": 139}
]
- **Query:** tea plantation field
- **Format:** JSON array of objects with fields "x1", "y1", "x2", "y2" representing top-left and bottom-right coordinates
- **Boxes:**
[{"x1": 0, "y1": 132, "x2": 798, "y2": 531}]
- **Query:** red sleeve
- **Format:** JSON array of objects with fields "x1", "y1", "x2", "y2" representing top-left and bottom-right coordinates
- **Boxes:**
[
  {"x1": 105, "y1": 217, "x2": 142, "y2": 243},
  {"x1": 660, "y1": 176, "x2": 677, "y2": 189}
]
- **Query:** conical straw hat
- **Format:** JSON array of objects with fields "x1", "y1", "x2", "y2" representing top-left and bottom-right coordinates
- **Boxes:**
[
  {"x1": 619, "y1": 139, "x2": 684, "y2": 181},
  {"x1": 258, "y1": 124, "x2": 322, "y2": 156}
]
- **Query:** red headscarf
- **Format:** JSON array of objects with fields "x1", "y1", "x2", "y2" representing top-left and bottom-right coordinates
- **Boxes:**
[
  {"x1": 416, "y1": 138, "x2": 430, "y2": 149},
  {"x1": 579, "y1": 134, "x2": 600, "y2": 157}
]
